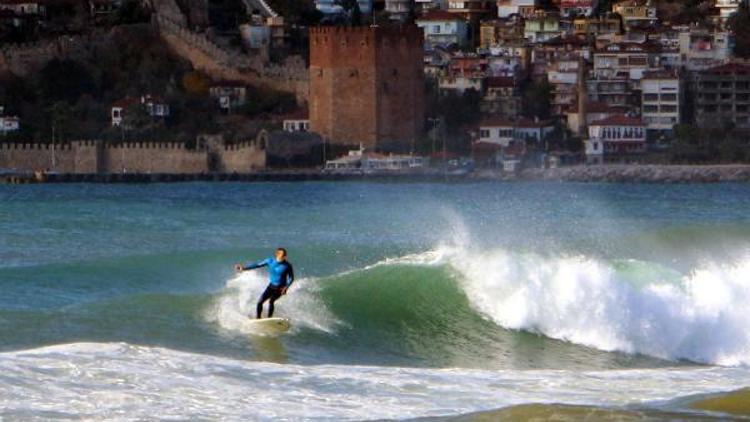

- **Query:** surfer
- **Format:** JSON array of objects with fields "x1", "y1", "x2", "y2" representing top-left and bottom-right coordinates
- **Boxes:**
[{"x1": 235, "y1": 248, "x2": 295, "y2": 319}]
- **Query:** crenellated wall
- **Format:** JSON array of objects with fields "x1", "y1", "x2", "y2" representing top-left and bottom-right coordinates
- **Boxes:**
[
  {"x1": 220, "y1": 141, "x2": 266, "y2": 172},
  {"x1": 0, "y1": 140, "x2": 266, "y2": 173}
]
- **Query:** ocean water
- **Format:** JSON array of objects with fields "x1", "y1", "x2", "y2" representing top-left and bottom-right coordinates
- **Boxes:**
[{"x1": 1, "y1": 182, "x2": 749, "y2": 420}]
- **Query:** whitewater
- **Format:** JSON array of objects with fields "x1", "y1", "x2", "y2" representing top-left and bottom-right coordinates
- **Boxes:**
[{"x1": 2, "y1": 182, "x2": 750, "y2": 419}]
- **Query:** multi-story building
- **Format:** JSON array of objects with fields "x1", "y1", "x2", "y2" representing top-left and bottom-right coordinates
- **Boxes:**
[
  {"x1": 587, "y1": 76, "x2": 633, "y2": 109},
  {"x1": 524, "y1": 12, "x2": 561, "y2": 43},
  {"x1": 209, "y1": 83, "x2": 248, "y2": 112},
  {"x1": 496, "y1": 0, "x2": 538, "y2": 18},
  {"x1": 692, "y1": 63, "x2": 750, "y2": 129},
  {"x1": 585, "y1": 115, "x2": 646, "y2": 163},
  {"x1": 593, "y1": 42, "x2": 658, "y2": 83},
  {"x1": 309, "y1": 25, "x2": 425, "y2": 152},
  {"x1": 612, "y1": 0, "x2": 657, "y2": 29},
  {"x1": 416, "y1": 10, "x2": 470, "y2": 49},
  {"x1": 678, "y1": 28, "x2": 732, "y2": 71},
  {"x1": 479, "y1": 17, "x2": 525, "y2": 48},
  {"x1": 715, "y1": 0, "x2": 743, "y2": 22},
  {"x1": 572, "y1": 16, "x2": 621, "y2": 37},
  {"x1": 641, "y1": 70, "x2": 681, "y2": 138},
  {"x1": 487, "y1": 43, "x2": 531, "y2": 76},
  {"x1": 386, "y1": 0, "x2": 412, "y2": 20},
  {"x1": 481, "y1": 76, "x2": 522, "y2": 115},
  {"x1": 560, "y1": 0, "x2": 598, "y2": 17},
  {"x1": 447, "y1": 0, "x2": 495, "y2": 22},
  {"x1": 546, "y1": 56, "x2": 582, "y2": 116}
]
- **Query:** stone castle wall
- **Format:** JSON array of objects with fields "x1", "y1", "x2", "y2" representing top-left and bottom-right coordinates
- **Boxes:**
[
  {"x1": 0, "y1": 30, "x2": 116, "y2": 75},
  {"x1": 155, "y1": 15, "x2": 309, "y2": 102},
  {"x1": 0, "y1": 140, "x2": 266, "y2": 173}
]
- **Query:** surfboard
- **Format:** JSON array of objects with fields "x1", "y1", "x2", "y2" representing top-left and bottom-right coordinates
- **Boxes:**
[{"x1": 246, "y1": 317, "x2": 291, "y2": 334}]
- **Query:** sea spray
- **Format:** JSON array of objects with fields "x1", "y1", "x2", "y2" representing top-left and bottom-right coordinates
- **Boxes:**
[
  {"x1": 446, "y1": 247, "x2": 750, "y2": 366},
  {"x1": 204, "y1": 270, "x2": 340, "y2": 335}
]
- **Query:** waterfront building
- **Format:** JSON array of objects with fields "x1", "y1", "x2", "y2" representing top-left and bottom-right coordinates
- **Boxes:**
[
  {"x1": 585, "y1": 114, "x2": 646, "y2": 163},
  {"x1": 477, "y1": 116, "x2": 555, "y2": 147},
  {"x1": 641, "y1": 70, "x2": 681, "y2": 138},
  {"x1": 692, "y1": 63, "x2": 750, "y2": 130}
]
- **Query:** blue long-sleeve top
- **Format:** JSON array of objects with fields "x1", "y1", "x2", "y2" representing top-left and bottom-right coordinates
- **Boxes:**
[{"x1": 244, "y1": 257, "x2": 295, "y2": 288}]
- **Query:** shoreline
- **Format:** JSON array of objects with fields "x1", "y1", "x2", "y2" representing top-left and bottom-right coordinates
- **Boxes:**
[{"x1": 2, "y1": 164, "x2": 750, "y2": 184}]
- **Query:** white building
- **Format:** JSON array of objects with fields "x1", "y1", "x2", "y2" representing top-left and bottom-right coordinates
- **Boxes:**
[
  {"x1": 496, "y1": 0, "x2": 538, "y2": 18},
  {"x1": 282, "y1": 110, "x2": 310, "y2": 132},
  {"x1": 209, "y1": 83, "x2": 247, "y2": 112},
  {"x1": 478, "y1": 117, "x2": 555, "y2": 147},
  {"x1": 641, "y1": 70, "x2": 681, "y2": 136},
  {"x1": 0, "y1": 108, "x2": 20, "y2": 134},
  {"x1": 585, "y1": 114, "x2": 646, "y2": 163},
  {"x1": 415, "y1": 10, "x2": 470, "y2": 48},
  {"x1": 715, "y1": 0, "x2": 743, "y2": 21},
  {"x1": 678, "y1": 29, "x2": 732, "y2": 71},
  {"x1": 111, "y1": 95, "x2": 170, "y2": 127}
]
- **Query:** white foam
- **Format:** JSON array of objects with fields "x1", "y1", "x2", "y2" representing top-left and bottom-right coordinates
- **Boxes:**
[
  {"x1": 443, "y1": 247, "x2": 750, "y2": 366},
  {"x1": 0, "y1": 342, "x2": 748, "y2": 420},
  {"x1": 204, "y1": 271, "x2": 340, "y2": 336}
]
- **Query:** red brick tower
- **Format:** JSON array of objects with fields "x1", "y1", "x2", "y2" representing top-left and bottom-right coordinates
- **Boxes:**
[{"x1": 309, "y1": 25, "x2": 425, "y2": 152}]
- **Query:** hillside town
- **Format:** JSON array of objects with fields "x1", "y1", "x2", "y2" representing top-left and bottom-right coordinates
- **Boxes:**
[{"x1": 2, "y1": 0, "x2": 750, "y2": 179}]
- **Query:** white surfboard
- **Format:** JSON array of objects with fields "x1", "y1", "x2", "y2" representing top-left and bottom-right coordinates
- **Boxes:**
[{"x1": 246, "y1": 317, "x2": 291, "y2": 334}]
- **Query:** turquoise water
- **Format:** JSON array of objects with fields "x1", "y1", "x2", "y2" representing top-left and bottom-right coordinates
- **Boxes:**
[{"x1": 1, "y1": 182, "x2": 750, "y2": 419}]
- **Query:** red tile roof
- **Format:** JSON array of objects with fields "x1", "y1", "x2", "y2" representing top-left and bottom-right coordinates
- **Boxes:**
[
  {"x1": 590, "y1": 114, "x2": 643, "y2": 126},
  {"x1": 112, "y1": 96, "x2": 138, "y2": 108}
]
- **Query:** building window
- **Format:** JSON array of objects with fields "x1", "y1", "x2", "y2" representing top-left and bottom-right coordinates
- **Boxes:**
[
  {"x1": 660, "y1": 93, "x2": 677, "y2": 101},
  {"x1": 644, "y1": 93, "x2": 659, "y2": 102},
  {"x1": 661, "y1": 105, "x2": 677, "y2": 113}
]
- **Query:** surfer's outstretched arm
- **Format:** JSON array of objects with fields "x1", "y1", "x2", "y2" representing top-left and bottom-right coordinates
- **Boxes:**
[{"x1": 235, "y1": 257, "x2": 272, "y2": 272}]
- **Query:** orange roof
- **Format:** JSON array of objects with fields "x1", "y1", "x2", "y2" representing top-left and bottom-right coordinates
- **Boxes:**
[{"x1": 590, "y1": 114, "x2": 643, "y2": 126}]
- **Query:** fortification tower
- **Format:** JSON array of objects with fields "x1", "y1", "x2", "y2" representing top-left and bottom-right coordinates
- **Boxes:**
[{"x1": 309, "y1": 25, "x2": 425, "y2": 152}]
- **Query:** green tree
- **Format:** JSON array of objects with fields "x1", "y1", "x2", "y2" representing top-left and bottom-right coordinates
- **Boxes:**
[
  {"x1": 522, "y1": 79, "x2": 552, "y2": 119},
  {"x1": 36, "y1": 59, "x2": 94, "y2": 104}
]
